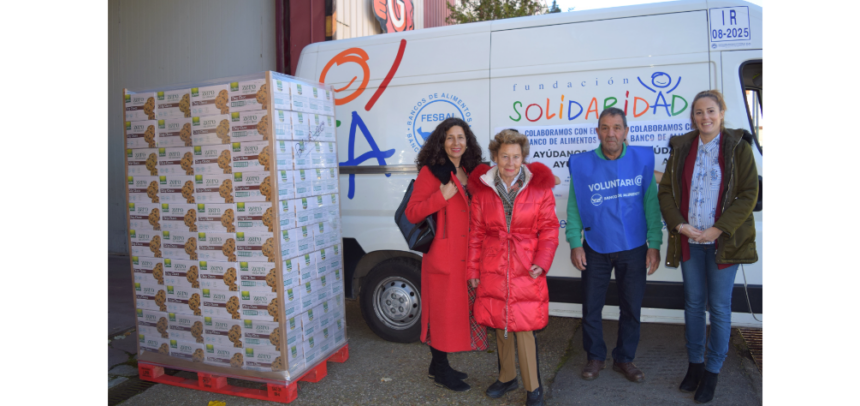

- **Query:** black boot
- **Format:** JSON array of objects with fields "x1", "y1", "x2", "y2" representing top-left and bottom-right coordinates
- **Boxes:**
[
  {"x1": 526, "y1": 386, "x2": 544, "y2": 406},
  {"x1": 430, "y1": 347, "x2": 470, "y2": 392},
  {"x1": 694, "y1": 370, "x2": 719, "y2": 404},
  {"x1": 428, "y1": 347, "x2": 468, "y2": 380},
  {"x1": 485, "y1": 378, "x2": 518, "y2": 398},
  {"x1": 679, "y1": 362, "x2": 704, "y2": 393}
]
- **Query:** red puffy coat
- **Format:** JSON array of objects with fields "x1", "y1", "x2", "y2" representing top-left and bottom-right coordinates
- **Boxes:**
[
  {"x1": 405, "y1": 166, "x2": 473, "y2": 352},
  {"x1": 466, "y1": 162, "x2": 559, "y2": 333}
]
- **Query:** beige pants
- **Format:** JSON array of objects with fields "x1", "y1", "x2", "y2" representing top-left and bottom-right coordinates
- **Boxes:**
[{"x1": 496, "y1": 329, "x2": 541, "y2": 392}]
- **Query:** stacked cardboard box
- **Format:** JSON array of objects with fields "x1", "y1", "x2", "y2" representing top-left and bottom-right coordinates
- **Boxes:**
[{"x1": 125, "y1": 72, "x2": 345, "y2": 381}]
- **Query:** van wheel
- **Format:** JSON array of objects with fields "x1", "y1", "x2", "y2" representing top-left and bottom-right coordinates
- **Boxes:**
[{"x1": 360, "y1": 257, "x2": 422, "y2": 343}]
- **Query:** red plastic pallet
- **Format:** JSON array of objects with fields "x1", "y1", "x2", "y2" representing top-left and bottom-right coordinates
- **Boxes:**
[{"x1": 138, "y1": 344, "x2": 349, "y2": 403}]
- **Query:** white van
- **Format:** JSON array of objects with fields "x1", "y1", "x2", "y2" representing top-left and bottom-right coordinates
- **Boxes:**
[{"x1": 295, "y1": 0, "x2": 763, "y2": 342}]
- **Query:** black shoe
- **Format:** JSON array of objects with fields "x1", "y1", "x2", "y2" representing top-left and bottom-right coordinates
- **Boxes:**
[
  {"x1": 428, "y1": 363, "x2": 468, "y2": 380},
  {"x1": 694, "y1": 370, "x2": 719, "y2": 404},
  {"x1": 679, "y1": 362, "x2": 704, "y2": 393},
  {"x1": 526, "y1": 386, "x2": 544, "y2": 406},
  {"x1": 434, "y1": 366, "x2": 470, "y2": 392},
  {"x1": 485, "y1": 378, "x2": 518, "y2": 398}
]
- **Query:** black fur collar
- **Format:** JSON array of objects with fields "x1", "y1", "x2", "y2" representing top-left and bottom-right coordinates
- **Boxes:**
[{"x1": 429, "y1": 156, "x2": 457, "y2": 184}]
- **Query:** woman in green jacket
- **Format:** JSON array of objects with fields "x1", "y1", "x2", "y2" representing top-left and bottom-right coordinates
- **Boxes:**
[{"x1": 657, "y1": 89, "x2": 759, "y2": 404}]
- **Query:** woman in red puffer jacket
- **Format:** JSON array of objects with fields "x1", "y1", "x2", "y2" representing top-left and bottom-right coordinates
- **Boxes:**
[{"x1": 466, "y1": 129, "x2": 558, "y2": 406}]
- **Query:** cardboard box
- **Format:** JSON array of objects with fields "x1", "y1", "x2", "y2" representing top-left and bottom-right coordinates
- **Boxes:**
[
  {"x1": 332, "y1": 317, "x2": 347, "y2": 346},
  {"x1": 293, "y1": 141, "x2": 314, "y2": 170},
  {"x1": 312, "y1": 221, "x2": 333, "y2": 251},
  {"x1": 201, "y1": 289, "x2": 242, "y2": 319},
  {"x1": 160, "y1": 203, "x2": 198, "y2": 232},
  {"x1": 281, "y1": 258, "x2": 303, "y2": 291},
  {"x1": 242, "y1": 346, "x2": 286, "y2": 372},
  {"x1": 125, "y1": 92, "x2": 158, "y2": 122},
  {"x1": 235, "y1": 202, "x2": 276, "y2": 232},
  {"x1": 230, "y1": 110, "x2": 270, "y2": 142},
  {"x1": 288, "y1": 345, "x2": 305, "y2": 372},
  {"x1": 156, "y1": 89, "x2": 192, "y2": 119},
  {"x1": 277, "y1": 199, "x2": 297, "y2": 230},
  {"x1": 229, "y1": 79, "x2": 267, "y2": 112},
  {"x1": 235, "y1": 231, "x2": 278, "y2": 262},
  {"x1": 165, "y1": 283, "x2": 202, "y2": 316},
  {"x1": 289, "y1": 197, "x2": 319, "y2": 228},
  {"x1": 274, "y1": 140, "x2": 295, "y2": 170},
  {"x1": 295, "y1": 253, "x2": 317, "y2": 283},
  {"x1": 278, "y1": 228, "x2": 301, "y2": 259},
  {"x1": 129, "y1": 229, "x2": 163, "y2": 258},
  {"x1": 197, "y1": 232, "x2": 238, "y2": 262},
  {"x1": 203, "y1": 343, "x2": 245, "y2": 369},
  {"x1": 191, "y1": 84, "x2": 231, "y2": 117},
  {"x1": 273, "y1": 110, "x2": 292, "y2": 140},
  {"x1": 128, "y1": 175, "x2": 160, "y2": 204},
  {"x1": 157, "y1": 118, "x2": 194, "y2": 147},
  {"x1": 163, "y1": 258, "x2": 200, "y2": 290},
  {"x1": 135, "y1": 281, "x2": 168, "y2": 312},
  {"x1": 194, "y1": 173, "x2": 234, "y2": 203},
  {"x1": 139, "y1": 334, "x2": 171, "y2": 356},
  {"x1": 239, "y1": 289, "x2": 279, "y2": 321},
  {"x1": 127, "y1": 148, "x2": 159, "y2": 176},
  {"x1": 202, "y1": 316, "x2": 244, "y2": 347},
  {"x1": 307, "y1": 85, "x2": 325, "y2": 114},
  {"x1": 167, "y1": 313, "x2": 205, "y2": 343},
  {"x1": 158, "y1": 147, "x2": 195, "y2": 176},
  {"x1": 283, "y1": 284, "x2": 303, "y2": 320},
  {"x1": 275, "y1": 169, "x2": 295, "y2": 201},
  {"x1": 320, "y1": 89, "x2": 335, "y2": 116},
  {"x1": 126, "y1": 120, "x2": 159, "y2": 149},
  {"x1": 289, "y1": 82, "x2": 311, "y2": 113},
  {"x1": 191, "y1": 114, "x2": 232, "y2": 146},
  {"x1": 138, "y1": 309, "x2": 170, "y2": 339},
  {"x1": 308, "y1": 114, "x2": 335, "y2": 142},
  {"x1": 193, "y1": 144, "x2": 233, "y2": 175},
  {"x1": 132, "y1": 256, "x2": 165, "y2": 285},
  {"x1": 240, "y1": 319, "x2": 281, "y2": 348},
  {"x1": 196, "y1": 203, "x2": 238, "y2": 233},
  {"x1": 158, "y1": 174, "x2": 196, "y2": 204},
  {"x1": 271, "y1": 76, "x2": 293, "y2": 111},
  {"x1": 233, "y1": 171, "x2": 271, "y2": 203},
  {"x1": 168, "y1": 339, "x2": 206, "y2": 363},
  {"x1": 237, "y1": 261, "x2": 278, "y2": 291},
  {"x1": 293, "y1": 169, "x2": 312, "y2": 199},
  {"x1": 231, "y1": 140, "x2": 270, "y2": 172},
  {"x1": 312, "y1": 249, "x2": 328, "y2": 278},
  {"x1": 129, "y1": 202, "x2": 162, "y2": 232},
  {"x1": 198, "y1": 260, "x2": 240, "y2": 291},
  {"x1": 161, "y1": 230, "x2": 199, "y2": 260}
]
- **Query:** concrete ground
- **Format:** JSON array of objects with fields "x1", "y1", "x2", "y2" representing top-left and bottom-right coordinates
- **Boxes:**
[{"x1": 108, "y1": 253, "x2": 762, "y2": 405}]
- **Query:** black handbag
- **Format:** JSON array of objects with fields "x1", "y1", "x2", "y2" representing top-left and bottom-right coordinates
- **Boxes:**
[{"x1": 394, "y1": 179, "x2": 436, "y2": 253}]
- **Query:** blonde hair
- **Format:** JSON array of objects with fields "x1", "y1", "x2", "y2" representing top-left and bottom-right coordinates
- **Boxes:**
[
  {"x1": 489, "y1": 129, "x2": 530, "y2": 162},
  {"x1": 690, "y1": 89, "x2": 727, "y2": 132}
]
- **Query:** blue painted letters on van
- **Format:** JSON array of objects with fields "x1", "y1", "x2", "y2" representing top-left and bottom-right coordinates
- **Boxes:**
[{"x1": 339, "y1": 111, "x2": 396, "y2": 199}]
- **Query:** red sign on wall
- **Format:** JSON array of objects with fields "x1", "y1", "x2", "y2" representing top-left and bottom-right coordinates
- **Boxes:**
[{"x1": 373, "y1": 0, "x2": 415, "y2": 33}]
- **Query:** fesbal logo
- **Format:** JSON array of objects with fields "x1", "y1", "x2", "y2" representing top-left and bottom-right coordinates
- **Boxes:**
[{"x1": 406, "y1": 92, "x2": 473, "y2": 153}]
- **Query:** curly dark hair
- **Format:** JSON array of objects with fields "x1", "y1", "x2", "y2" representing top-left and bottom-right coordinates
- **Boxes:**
[{"x1": 415, "y1": 117, "x2": 484, "y2": 172}]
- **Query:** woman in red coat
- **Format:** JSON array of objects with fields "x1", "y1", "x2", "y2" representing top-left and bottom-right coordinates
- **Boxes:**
[
  {"x1": 405, "y1": 117, "x2": 487, "y2": 392},
  {"x1": 466, "y1": 129, "x2": 558, "y2": 406}
]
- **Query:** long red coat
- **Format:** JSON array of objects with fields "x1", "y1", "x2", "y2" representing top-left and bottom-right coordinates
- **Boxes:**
[
  {"x1": 405, "y1": 166, "x2": 473, "y2": 352},
  {"x1": 466, "y1": 162, "x2": 559, "y2": 333}
]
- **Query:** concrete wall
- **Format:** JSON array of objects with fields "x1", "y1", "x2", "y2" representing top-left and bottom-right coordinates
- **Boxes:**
[{"x1": 108, "y1": 0, "x2": 277, "y2": 255}]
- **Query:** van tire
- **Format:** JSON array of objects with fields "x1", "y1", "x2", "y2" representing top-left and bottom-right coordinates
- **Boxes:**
[{"x1": 360, "y1": 257, "x2": 422, "y2": 343}]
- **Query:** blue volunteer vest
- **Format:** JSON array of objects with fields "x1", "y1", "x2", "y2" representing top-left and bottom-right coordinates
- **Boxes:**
[{"x1": 568, "y1": 146, "x2": 654, "y2": 254}]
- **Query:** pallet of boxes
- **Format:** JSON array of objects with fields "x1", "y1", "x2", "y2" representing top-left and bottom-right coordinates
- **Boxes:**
[{"x1": 124, "y1": 71, "x2": 348, "y2": 403}]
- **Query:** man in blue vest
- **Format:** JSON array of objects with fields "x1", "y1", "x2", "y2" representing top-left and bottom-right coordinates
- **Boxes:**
[{"x1": 567, "y1": 107, "x2": 662, "y2": 383}]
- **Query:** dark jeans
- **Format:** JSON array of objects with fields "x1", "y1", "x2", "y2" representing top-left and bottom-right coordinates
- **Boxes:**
[{"x1": 581, "y1": 241, "x2": 647, "y2": 363}]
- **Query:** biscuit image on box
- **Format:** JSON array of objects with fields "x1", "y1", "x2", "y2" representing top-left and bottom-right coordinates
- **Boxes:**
[
  {"x1": 186, "y1": 265, "x2": 200, "y2": 288},
  {"x1": 216, "y1": 119, "x2": 231, "y2": 144},
  {"x1": 184, "y1": 208, "x2": 197, "y2": 232},
  {"x1": 228, "y1": 325, "x2": 243, "y2": 348},
  {"x1": 215, "y1": 90, "x2": 230, "y2": 114},
  {"x1": 258, "y1": 145, "x2": 271, "y2": 171},
  {"x1": 149, "y1": 235, "x2": 162, "y2": 258},
  {"x1": 220, "y1": 179, "x2": 234, "y2": 203},
  {"x1": 260, "y1": 176, "x2": 272, "y2": 202},
  {"x1": 185, "y1": 236, "x2": 198, "y2": 260},
  {"x1": 147, "y1": 181, "x2": 160, "y2": 203},
  {"x1": 256, "y1": 83, "x2": 268, "y2": 106},
  {"x1": 189, "y1": 292, "x2": 201, "y2": 315},
  {"x1": 230, "y1": 352, "x2": 243, "y2": 368},
  {"x1": 180, "y1": 123, "x2": 192, "y2": 146},
  {"x1": 144, "y1": 125, "x2": 157, "y2": 147},
  {"x1": 270, "y1": 326, "x2": 281, "y2": 347},
  {"x1": 262, "y1": 207, "x2": 274, "y2": 232},
  {"x1": 222, "y1": 238, "x2": 237, "y2": 262},
  {"x1": 257, "y1": 115, "x2": 270, "y2": 141},
  {"x1": 155, "y1": 289, "x2": 167, "y2": 311},
  {"x1": 192, "y1": 321, "x2": 204, "y2": 343},
  {"x1": 266, "y1": 268, "x2": 278, "y2": 292},
  {"x1": 262, "y1": 237, "x2": 277, "y2": 262},
  {"x1": 153, "y1": 262, "x2": 164, "y2": 284},
  {"x1": 180, "y1": 94, "x2": 191, "y2": 118},
  {"x1": 192, "y1": 348, "x2": 204, "y2": 362},
  {"x1": 267, "y1": 298, "x2": 279, "y2": 322},
  {"x1": 180, "y1": 152, "x2": 194, "y2": 175},
  {"x1": 148, "y1": 208, "x2": 161, "y2": 230},
  {"x1": 145, "y1": 153, "x2": 159, "y2": 175},
  {"x1": 226, "y1": 296, "x2": 240, "y2": 319},
  {"x1": 221, "y1": 209, "x2": 236, "y2": 232},
  {"x1": 156, "y1": 316, "x2": 169, "y2": 338},
  {"x1": 158, "y1": 342, "x2": 169, "y2": 354},
  {"x1": 218, "y1": 150, "x2": 232, "y2": 174},
  {"x1": 181, "y1": 181, "x2": 195, "y2": 204},
  {"x1": 272, "y1": 355, "x2": 284, "y2": 371}
]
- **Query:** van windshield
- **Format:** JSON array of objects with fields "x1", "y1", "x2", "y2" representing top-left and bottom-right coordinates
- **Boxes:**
[{"x1": 741, "y1": 61, "x2": 763, "y2": 150}]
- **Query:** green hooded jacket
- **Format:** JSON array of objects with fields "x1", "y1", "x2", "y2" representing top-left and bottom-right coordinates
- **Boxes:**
[{"x1": 657, "y1": 128, "x2": 759, "y2": 267}]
